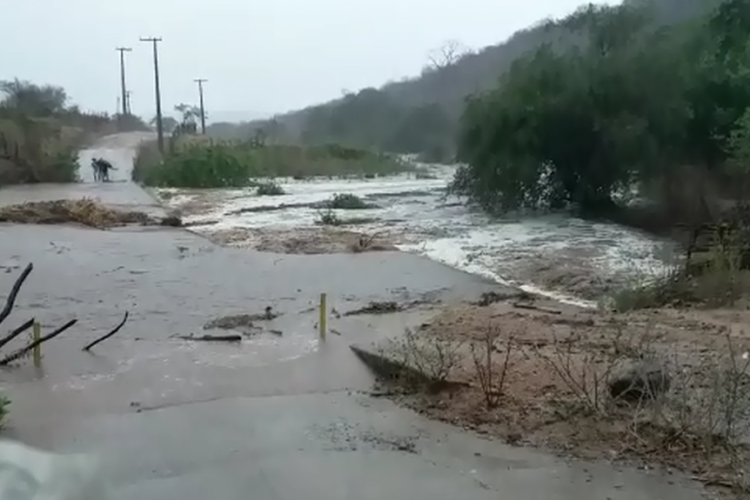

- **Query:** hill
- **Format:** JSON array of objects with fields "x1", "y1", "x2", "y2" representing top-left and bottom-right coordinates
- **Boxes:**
[{"x1": 207, "y1": 0, "x2": 719, "y2": 161}]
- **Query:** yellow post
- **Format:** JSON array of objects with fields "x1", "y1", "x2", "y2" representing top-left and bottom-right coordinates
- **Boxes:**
[
  {"x1": 319, "y1": 293, "x2": 327, "y2": 341},
  {"x1": 32, "y1": 321, "x2": 41, "y2": 367}
]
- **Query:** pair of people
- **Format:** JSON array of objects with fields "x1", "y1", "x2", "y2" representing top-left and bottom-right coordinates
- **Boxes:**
[{"x1": 91, "y1": 157, "x2": 116, "y2": 182}]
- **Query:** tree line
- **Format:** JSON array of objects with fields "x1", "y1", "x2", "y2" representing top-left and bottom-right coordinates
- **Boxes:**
[{"x1": 451, "y1": 0, "x2": 750, "y2": 223}]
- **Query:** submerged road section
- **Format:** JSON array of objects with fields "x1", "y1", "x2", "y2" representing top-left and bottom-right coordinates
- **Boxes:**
[{"x1": 0, "y1": 133, "x2": 707, "y2": 500}]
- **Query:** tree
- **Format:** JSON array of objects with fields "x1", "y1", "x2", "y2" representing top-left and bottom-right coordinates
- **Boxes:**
[
  {"x1": 0, "y1": 79, "x2": 68, "y2": 117},
  {"x1": 151, "y1": 115, "x2": 178, "y2": 134},
  {"x1": 174, "y1": 103, "x2": 201, "y2": 125},
  {"x1": 450, "y1": 1, "x2": 727, "y2": 214},
  {"x1": 427, "y1": 40, "x2": 468, "y2": 70}
]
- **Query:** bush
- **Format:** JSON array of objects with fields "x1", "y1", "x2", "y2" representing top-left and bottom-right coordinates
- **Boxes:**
[
  {"x1": 256, "y1": 181, "x2": 285, "y2": 195},
  {"x1": 132, "y1": 138, "x2": 416, "y2": 188},
  {"x1": 323, "y1": 193, "x2": 374, "y2": 209},
  {"x1": 132, "y1": 139, "x2": 256, "y2": 188},
  {"x1": 609, "y1": 245, "x2": 750, "y2": 312},
  {"x1": 0, "y1": 116, "x2": 81, "y2": 185}
]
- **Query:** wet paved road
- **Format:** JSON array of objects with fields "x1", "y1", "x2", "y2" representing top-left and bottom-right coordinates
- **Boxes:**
[{"x1": 0, "y1": 134, "x2": 707, "y2": 499}]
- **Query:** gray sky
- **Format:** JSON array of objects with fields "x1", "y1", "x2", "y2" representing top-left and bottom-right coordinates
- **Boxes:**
[{"x1": 3, "y1": 0, "x2": 617, "y2": 122}]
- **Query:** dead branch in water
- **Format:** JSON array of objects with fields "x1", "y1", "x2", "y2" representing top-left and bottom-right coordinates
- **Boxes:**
[
  {"x1": 0, "y1": 318, "x2": 77, "y2": 366},
  {"x1": 0, "y1": 263, "x2": 33, "y2": 326},
  {"x1": 176, "y1": 334, "x2": 242, "y2": 342},
  {"x1": 0, "y1": 318, "x2": 35, "y2": 351},
  {"x1": 82, "y1": 311, "x2": 129, "y2": 352}
]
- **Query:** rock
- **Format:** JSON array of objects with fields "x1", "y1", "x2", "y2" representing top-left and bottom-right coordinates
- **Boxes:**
[{"x1": 608, "y1": 359, "x2": 670, "y2": 403}]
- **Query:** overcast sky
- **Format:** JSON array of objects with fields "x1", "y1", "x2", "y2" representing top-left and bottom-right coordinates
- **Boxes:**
[{"x1": 3, "y1": 0, "x2": 618, "y2": 122}]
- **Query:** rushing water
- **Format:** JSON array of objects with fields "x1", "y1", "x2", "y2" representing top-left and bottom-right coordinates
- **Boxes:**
[{"x1": 157, "y1": 164, "x2": 677, "y2": 307}]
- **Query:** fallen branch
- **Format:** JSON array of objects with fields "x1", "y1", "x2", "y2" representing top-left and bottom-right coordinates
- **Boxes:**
[
  {"x1": 0, "y1": 318, "x2": 77, "y2": 366},
  {"x1": 82, "y1": 311, "x2": 129, "y2": 351},
  {"x1": 0, "y1": 263, "x2": 33, "y2": 326},
  {"x1": 176, "y1": 334, "x2": 242, "y2": 342},
  {"x1": 0, "y1": 318, "x2": 35, "y2": 351},
  {"x1": 512, "y1": 301, "x2": 562, "y2": 315}
]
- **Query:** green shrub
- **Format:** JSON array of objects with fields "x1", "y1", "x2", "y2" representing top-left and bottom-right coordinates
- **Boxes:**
[
  {"x1": 133, "y1": 140, "x2": 256, "y2": 188},
  {"x1": 256, "y1": 181, "x2": 285, "y2": 195},
  {"x1": 133, "y1": 138, "x2": 416, "y2": 188},
  {"x1": 324, "y1": 193, "x2": 375, "y2": 209},
  {"x1": 316, "y1": 208, "x2": 342, "y2": 226},
  {"x1": 0, "y1": 117, "x2": 81, "y2": 184}
]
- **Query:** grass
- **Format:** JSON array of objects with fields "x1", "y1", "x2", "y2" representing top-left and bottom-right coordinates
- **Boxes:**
[
  {"x1": 0, "y1": 115, "x2": 81, "y2": 185},
  {"x1": 609, "y1": 246, "x2": 750, "y2": 312},
  {"x1": 132, "y1": 137, "x2": 418, "y2": 188}
]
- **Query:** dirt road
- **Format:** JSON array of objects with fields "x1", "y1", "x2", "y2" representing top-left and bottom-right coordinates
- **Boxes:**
[{"x1": 0, "y1": 133, "x2": 708, "y2": 500}]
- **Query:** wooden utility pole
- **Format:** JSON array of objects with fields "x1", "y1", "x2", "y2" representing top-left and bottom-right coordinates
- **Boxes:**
[
  {"x1": 125, "y1": 90, "x2": 133, "y2": 114},
  {"x1": 140, "y1": 37, "x2": 164, "y2": 152},
  {"x1": 194, "y1": 78, "x2": 207, "y2": 134},
  {"x1": 115, "y1": 47, "x2": 132, "y2": 116}
]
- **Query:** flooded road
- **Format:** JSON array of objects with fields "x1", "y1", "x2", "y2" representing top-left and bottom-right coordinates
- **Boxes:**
[
  {"x1": 0, "y1": 134, "x2": 709, "y2": 500},
  {"x1": 160, "y1": 164, "x2": 677, "y2": 306}
]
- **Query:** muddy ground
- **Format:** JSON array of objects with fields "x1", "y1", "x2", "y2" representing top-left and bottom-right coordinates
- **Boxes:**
[
  {"x1": 360, "y1": 293, "x2": 750, "y2": 496},
  {"x1": 203, "y1": 226, "x2": 395, "y2": 254}
]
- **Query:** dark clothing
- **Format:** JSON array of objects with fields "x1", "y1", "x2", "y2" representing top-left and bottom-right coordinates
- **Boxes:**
[{"x1": 91, "y1": 158, "x2": 115, "y2": 182}]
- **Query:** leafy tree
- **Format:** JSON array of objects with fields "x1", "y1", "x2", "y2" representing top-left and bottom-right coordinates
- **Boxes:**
[
  {"x1": 451, "y1": 0, "x2": 750, "y2": 216},
  {"x1": 0, "y1": 79, "x2": 68, "y2": 117}
]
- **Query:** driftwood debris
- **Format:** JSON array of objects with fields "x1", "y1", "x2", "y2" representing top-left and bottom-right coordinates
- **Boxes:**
[
  {"x1": 0, "y1": 263, "x2": 33, "y2": 325},
  {"x1": 176, "y1": 334, "x2": 242, "y2": 342},
  {"x1": 0, "y1": 319, "x2": 77, "y2": 366},
  {"x1": 0, "y1": 262, "x2": 79, "y2": 366},
  {"x1": 82, "y1": 311, "x2": 129, "y2": 351},
  {"x1": 0, "y1": 318, "x2": 34, "y2": 351}
]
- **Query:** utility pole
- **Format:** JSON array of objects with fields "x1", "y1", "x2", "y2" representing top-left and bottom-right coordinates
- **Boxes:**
[
  {"x1": 115, "y1": 47, "x2": 132, "y2": 116},
  {"x1": 125, "y1": 90, "x2": 133, "y2": 114},
  {"x1": 140, "y1": 37, "x2": 164, "y2": 153},
  {"x1": 194, "y1": 78, "x2": 207, "y2": 134}
]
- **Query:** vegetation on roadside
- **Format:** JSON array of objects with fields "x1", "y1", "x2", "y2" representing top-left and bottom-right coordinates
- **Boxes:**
[
  {"x1": 132, "y1": 136, "x2": 416, "y2": 188},
  {"x1": 452, "y1": 0, "x2": 749, "y2": 218},
  {"x1": 0, "y1": 79, "x2": 148, "y2": 186},
  {"x1": 369, "y1": 308, "x2": 750, "y2": 495}
]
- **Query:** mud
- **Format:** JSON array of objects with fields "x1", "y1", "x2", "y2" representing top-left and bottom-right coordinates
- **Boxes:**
[
  {"x1": 367, "y1": 296, "x2": 750, "y2": 495},
  {"x1": 203, "y1": 226, "x2": 397, "y2": 254},
  {"x1": 0, "y1": 198, "x2": 174, "y2": 229}
]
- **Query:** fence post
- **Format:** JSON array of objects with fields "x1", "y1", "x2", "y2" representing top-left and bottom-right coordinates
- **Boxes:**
[
  {"x1": 319, "y1": 293, "x2": 327, "y2": 341},
  {"x1": 32, "y1": 321, "x2": 41, "y2": 367}
]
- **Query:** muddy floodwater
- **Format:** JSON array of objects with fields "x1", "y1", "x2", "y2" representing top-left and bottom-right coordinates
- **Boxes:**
[{"x1": 158, "y1": 164, "x2": 677, "y2": 306}]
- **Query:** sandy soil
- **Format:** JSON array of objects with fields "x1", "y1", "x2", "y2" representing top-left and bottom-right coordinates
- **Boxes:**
[{"x1": 369, "y1": 295, "x2": 750, "y2": 496}]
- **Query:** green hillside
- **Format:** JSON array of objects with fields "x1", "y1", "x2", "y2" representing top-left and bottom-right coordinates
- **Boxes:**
[{"x1": 208, "y1": 0, "x2": 719, "y2": 161}]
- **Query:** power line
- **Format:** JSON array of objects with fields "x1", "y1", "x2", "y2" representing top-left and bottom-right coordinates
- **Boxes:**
[
  {"x1": 139, "y1": 37, "x2": 164, "y2": 153},
  {"x1": 115, "y1": 47, "x2": 132, "y2": 116},
  {"x1": 194, "y1": 79, "x2": 207, "y2": 134}
]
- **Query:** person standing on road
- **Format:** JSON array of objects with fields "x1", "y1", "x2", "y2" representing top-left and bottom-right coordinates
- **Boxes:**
[{"x1": 91, "y1": 158, "x2": 116, "y2": 182}]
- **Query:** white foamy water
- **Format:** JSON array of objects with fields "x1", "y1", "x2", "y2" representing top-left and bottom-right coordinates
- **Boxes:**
[{"x1": 159, "y1": 164, "x2": 677, "y2": 307}]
